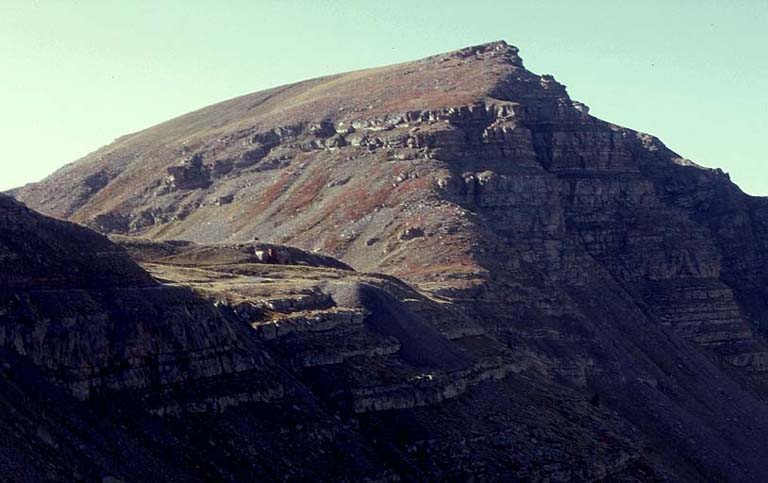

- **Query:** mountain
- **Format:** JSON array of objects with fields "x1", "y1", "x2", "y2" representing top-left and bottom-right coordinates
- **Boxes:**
[
  {"x1": 0, "y1": 193, "x2": 670, "y2": 481},
  {"x1": 0, "y1": 193, "x2": 384, "y2": 480},
  {"x1": 8, "y1": 41, "x2": 768, "y2": 481}
]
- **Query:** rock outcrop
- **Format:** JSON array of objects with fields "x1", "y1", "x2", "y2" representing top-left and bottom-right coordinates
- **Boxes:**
[
  {"x1": 0, "y1": 195, "x2": 391, "y2": 480},
  {"x1": 0, "y1": 196, "x2": 672, "y2": 481}
]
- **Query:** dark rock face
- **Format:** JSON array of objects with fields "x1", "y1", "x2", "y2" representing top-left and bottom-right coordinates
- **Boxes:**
[
  {"x1": 8, "y1": 41, "x2": 768, "y2": 480},
  {"x1": 0, "y1": 196, "x2": 666, "y2": 481},
  {"x1": 162, "y1": 154, "x2": 212, "y2": 192},
  {"x1": 0, "y1": 195, "x2": 152, "y2": 290},
  {"x1": 0, "y1": 195, "x2": 388, "y2": 480}
]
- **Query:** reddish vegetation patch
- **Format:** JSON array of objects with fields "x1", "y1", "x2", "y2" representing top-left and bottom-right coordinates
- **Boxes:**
[
  {"x1": 254, "y1": 169, "x2": 296, "y2": 215},
  {"x1": 320, "y1": 231, "x2": 347, "y2": 255},
  {"x1": 393, "y1": 176, "x2": 432, "y2": 200},
  {"x1": 390, "y1": 163, "x2": 409, "y2": 177},
  {"x1": 393, "y1": 260, "x2": 482, "y2": 281},
  {"x1": 72, "y1": 170, "x2": 138, "y2": 222},
  {"x1": 339, "y1": 184, "x2": 393, "y2": 222},
  {"x1": 282, "y1": 170, "x2": 330, "y2": 215}
]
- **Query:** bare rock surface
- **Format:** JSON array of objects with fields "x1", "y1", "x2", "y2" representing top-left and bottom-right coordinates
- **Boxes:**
[{"x1": 0, "y1": 196, "x2": 669, "y2": 481}]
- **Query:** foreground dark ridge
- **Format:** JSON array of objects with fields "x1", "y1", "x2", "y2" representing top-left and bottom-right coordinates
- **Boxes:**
[
  {"x1": 8, "y1": 41, "x2": 768, "y2": 481},
  {"x1": 0, "y1": 193, "x2": 666, "y2": 481}
]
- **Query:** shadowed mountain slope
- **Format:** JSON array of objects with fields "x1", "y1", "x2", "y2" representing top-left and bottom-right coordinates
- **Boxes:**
[{"x1": 0, "y1": 196, "x2": 671, "y2": 481}]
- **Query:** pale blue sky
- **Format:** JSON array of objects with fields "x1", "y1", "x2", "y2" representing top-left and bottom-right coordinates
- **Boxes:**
[{"x1": 1, "y1": 0, "x2": 766, "y2": 194}]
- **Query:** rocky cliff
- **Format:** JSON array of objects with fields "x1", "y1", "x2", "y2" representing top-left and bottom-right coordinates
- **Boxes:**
[
  {"x1": 0, "y1": 194, "x2": 391, "y2": 480},
  {"x1": 9, "y1": 41, "x2": 768, "y2": 481},
  {"x1": 0, "y1": 194, "x2": 670, "y2": 481}
]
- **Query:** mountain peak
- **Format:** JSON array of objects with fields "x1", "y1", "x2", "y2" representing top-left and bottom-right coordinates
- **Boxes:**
[{"x1": 428, "y1": 40, "x2": 523, "y2": 67}]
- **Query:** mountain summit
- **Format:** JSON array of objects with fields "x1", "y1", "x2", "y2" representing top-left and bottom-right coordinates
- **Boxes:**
[
  {"x1": 13, "y1": 40, "x2": 551, "y2": 236},
  {"x1": 10, "y1": 42, "x2": 768, "y2": 481}
]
